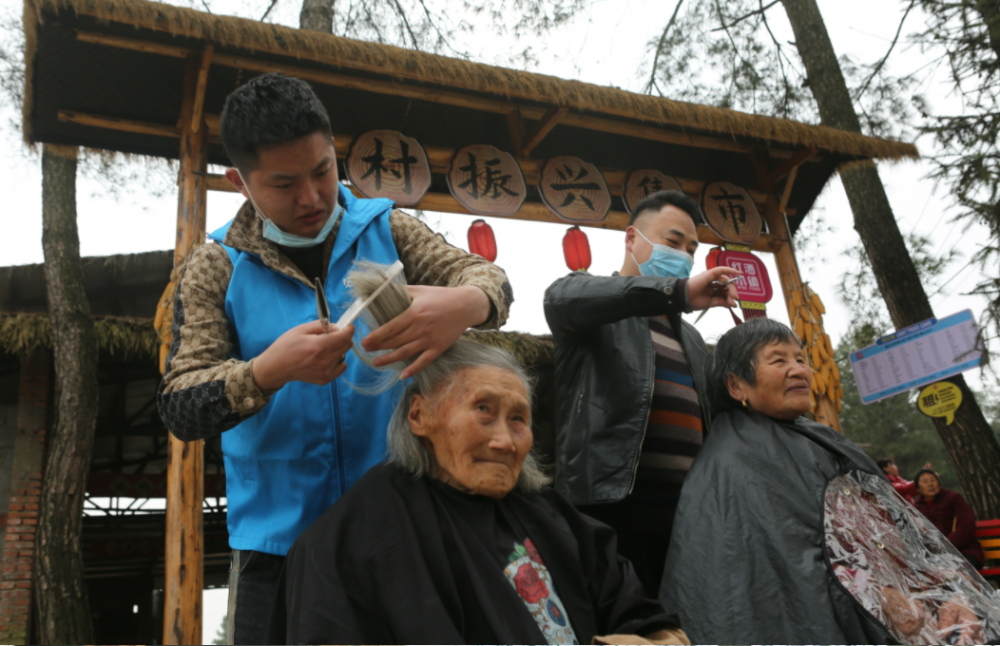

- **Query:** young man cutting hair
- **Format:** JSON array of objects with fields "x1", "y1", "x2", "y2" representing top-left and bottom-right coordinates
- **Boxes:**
[{"x1": 157, "y1": 72, "x2": 513, "y2": 645}]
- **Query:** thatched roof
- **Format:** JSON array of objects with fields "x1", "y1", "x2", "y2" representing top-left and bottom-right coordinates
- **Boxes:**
[
  {"x1": 24, "y1": 0, "x2": 917, "y2": 161},
  {"x1": 0, "y1": 250, "x2": 173, "y2": 316},
  {"x1": 0, "y1": 312, "x2": 553, "y2": 367},
  {"x1": 0, "y1": 311, "x2": 159, "y2": 358}
]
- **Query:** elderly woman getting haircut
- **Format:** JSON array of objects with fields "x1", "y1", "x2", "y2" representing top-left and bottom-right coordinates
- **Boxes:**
[
  {"x1": 266, "y1": 263, "x2": 688, "y2": 645},
  {"x1": 661, "y1": 318, "x2": 1000, "y2": 645}
]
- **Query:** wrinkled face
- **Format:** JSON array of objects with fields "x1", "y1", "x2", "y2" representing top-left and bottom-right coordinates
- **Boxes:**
[
  {"x1": 917, "y1": 472, "x2": 940, "y2": 497},
  {"x1": 726, "y1": 339, "x2": 812, "y2": 421},
  {"x1": 408, "y1": 365, "x2": 533, "y2": 498},
  {"x1": 626, "y1": 205, "x2": 699, "y2": 264},
  {"x1": 225, "y1": 131, "x2": 339, "y2": 239}
]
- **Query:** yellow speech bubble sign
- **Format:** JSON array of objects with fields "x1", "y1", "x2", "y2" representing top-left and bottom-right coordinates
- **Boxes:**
[{"x1": 917, "y1": 381, "x2": 963, "y2": 425}]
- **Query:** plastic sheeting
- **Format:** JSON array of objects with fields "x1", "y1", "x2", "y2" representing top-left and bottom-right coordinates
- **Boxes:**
[{"x1": 826, "y1": 471, "x2": 1000, "y2": 644}]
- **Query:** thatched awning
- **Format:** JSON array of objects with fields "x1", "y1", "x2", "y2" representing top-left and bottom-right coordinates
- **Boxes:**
[
  {"x1": 23, "y1": 0, "x2": 919, "y2": 231},
  {"x1": 0, "y1": 311, "x2": 160, "y2": 358},
  {"x1": 0, "y1": 250, "x2": 173, "y2": 316}
]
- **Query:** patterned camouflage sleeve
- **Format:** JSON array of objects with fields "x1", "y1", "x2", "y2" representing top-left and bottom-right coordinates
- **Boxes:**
[
  {"x1": 156, "y1": 244, "x2": 273, "y2": 441},
  {"x1": 389, "y1": 210, "x2": 513, "y2": 329}
]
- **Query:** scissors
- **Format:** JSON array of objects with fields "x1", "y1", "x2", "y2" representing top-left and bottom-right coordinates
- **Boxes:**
[
  {"x1": 314, "y1": 277, "x2": 331, "y2": 334},
  {"x1": 694, "y1": 275, "x2": 743, "y2": 324},
  {"x1": 710, "y1": 276, "x2": 741, "y2": 293}
]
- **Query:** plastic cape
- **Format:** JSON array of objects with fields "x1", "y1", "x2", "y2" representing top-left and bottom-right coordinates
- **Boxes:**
[
  {"x1": 660, "y1": 410, "x2": 1000, "y2": 645},
  {"x1": 267, "y1": 463, "x2": 675, "y2": 644}
]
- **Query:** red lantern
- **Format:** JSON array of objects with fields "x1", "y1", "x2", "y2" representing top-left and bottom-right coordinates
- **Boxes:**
[
  {"x1": 706, "y1": 246, "x2": 721, "y2": 270},
  {"x1": 563, "y1": 226, "x2": 591, "y2": 272},
  {"x1": 467, "y1": 219, "x2": 497, "y2": 262}
]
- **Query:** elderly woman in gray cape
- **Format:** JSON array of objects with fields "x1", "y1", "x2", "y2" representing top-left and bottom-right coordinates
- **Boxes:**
[
  {"x1": 267, "y1": 263, "x2": 688, "y2": 646},
  {"x1": 661, "y1": 318, "x2": 1000, "y2": 645}
]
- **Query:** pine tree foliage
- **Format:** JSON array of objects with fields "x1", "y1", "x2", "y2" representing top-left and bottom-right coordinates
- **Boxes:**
[
  {"x1": 643, "y1": 0, "x2": 920, "y2": 139},
  {"x1": 917, "y1": 0, "x2": 1000, "y2": 357}
]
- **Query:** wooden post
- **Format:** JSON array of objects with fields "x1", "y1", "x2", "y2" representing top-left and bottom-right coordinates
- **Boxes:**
[
  {"x1": 163, "y1": 46, "x2": 212, "y2": 646},
  {"x1": 751, "y1": 149, "x2": 842, "y2": 431}
]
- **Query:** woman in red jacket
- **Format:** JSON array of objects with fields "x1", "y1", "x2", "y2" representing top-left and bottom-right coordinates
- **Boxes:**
[{"x1": 913, "y1": 469, "x2": 984, "y2": 569}]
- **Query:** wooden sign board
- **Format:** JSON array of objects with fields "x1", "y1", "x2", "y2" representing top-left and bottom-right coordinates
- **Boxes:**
[
  {"x1": 700, "y1": 181, "x2": 762, "y2": 244},
  {"x1": 622, "y1": 170, "x2": 683, "y2": 214},
  {"x1": 538, "y1": 156, "x2": 611, "y2": 223},
  {"x1": 446, "y1": 144, "x2": 527, "y2": 216},
  {"x1": 345, "y1": 130, "x2": 432, "y2": 205}
]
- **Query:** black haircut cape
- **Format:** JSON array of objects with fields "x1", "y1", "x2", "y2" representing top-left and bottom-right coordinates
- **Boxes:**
[
  {"x1": 660, "y1": 410, "x2": 896, "y2": 644},
  {"x1": 267, "y1": 462, "x2": 674, "y2": 644}
]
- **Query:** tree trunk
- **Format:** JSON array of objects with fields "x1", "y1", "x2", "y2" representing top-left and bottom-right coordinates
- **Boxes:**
[
  {"x1": 974, "y1": 0, "x2": 1000, "y2": 60},
  {"x1": 35, "y1": 144, "x2": 97, "y2": 644},
  {"x1": 299, "y1": 0, "x2": 334, "y2": 32},
  {"x1": 780, "y1": 0, "x2": 1000, "y2": 518}
]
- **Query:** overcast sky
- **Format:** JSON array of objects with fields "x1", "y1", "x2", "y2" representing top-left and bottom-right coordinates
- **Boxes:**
[{"x1": 0, "y1": 0, "x2": 994, "y2": 639}]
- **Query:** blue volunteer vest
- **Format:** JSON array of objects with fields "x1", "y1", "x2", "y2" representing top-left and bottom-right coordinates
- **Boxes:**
[{"x1": 208, "y1": 188, "x2": 403, "y2": 555}]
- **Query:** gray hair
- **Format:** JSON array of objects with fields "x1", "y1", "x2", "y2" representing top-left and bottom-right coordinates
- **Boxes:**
[
  {"x1": 345, "y1": 261, "x2": 551, "y2": 492},
  {"x1": 706, "y1": 317, "x2": 801, "y2": 418}
]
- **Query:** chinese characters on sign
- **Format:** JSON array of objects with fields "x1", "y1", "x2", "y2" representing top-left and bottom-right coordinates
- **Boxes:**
[
  {"x1": 344, "y1": 130, "x2": 432, "y2": 205},
  {"x1": 917, "y1": 382, "x2": 963, "y2": 425},
  {"x1": 850, "y1": 310, "x2": 983, "y2": 404},
  {"x1": 621, "y1": 170, "x2": 683, "y2": 214},
  {"x1": 701, "y1": 182, "x2": 762, "y2": 244},
  {"x1": 538, "y1": 156, "x2": 611, "y2": 223},
  {"x1": 446, "y1": 144, "x2": 526, "y2": 216},
  {"x1": 715, "y1": 245, "x2": 773, "y2": 319}
]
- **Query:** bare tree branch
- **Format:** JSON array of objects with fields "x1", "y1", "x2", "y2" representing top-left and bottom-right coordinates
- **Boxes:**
[
  {"x1": 644, "y1": 0, "x2": 685, "y2": 94},
  {"x1": 853, "y1": 0, "x2": 916, "y2": 100},
  {"x1": 710, "y1": 0, "x2": 778, "y2": 31},
  {"x1": 260, "y1": 0, "x2": 279, "y2": 21}
]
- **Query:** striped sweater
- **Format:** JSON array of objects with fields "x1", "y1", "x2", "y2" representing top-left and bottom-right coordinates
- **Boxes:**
[{"x1": 624, "y1": 315, "x2": 705, "y2": 532}]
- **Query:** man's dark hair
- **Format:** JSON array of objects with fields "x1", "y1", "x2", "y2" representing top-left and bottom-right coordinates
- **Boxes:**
[
  {"x1": 220, "y1": 73, "x2": 332, "y2": 172},
  {"x1": 876, "y1": 458, "x2": 894, "y2": 470},
  {"x1": 706, "y1": 318, "x2": 802, "y2": 418},
  {"x1": 628, "y1": 190, "x2": 703, "y2": 227}
]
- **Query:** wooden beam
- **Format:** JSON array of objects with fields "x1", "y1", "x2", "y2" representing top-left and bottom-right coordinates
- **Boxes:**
[
  {"x1": 522, "y1": 106, "x2": 568, "y2": 157},
  {"x1": 75, "y1": 29, "x2": 191, "y2": 58},
  {"x1": 73, "y1": 30, "x2": 824, "y2": 164},
  {"x1": 163, "y1": 53, "x2": 209, "y2": 646},
  {"x1": 768, "y1": 145, "x2": 818, "y2": 183},
  {"x1": 778, "y1": 164, "x2": 800, "y2": 215},
  {"x1": 59, "y1": 107, "x2": 786, "y2": 217},
  {"x1": 58, "y1": 110, "x2": 180, "y2": 138},
  {"x1": 751, "y1": 148, "x2": 840, "y2": 431},
  {"x1": 506, "y1": 108, "x2": 525, "y2": 160},
  {"x1": 190, "y1": 45, "x2": 214, "y2": 134},
  {"x1": 324, "y1": 186, "x2": 784, "y2": 252},
  {"x1": 205, "y1": 173, "x2": 236, "y2": 193},
  {"x1": 559, "y1": 110, "x2": 752, "y2": 155}
]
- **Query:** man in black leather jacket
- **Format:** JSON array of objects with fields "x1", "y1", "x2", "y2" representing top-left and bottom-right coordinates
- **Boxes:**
[{"x1": 543, "y1": 190, "x2": 740, "y2": 596}]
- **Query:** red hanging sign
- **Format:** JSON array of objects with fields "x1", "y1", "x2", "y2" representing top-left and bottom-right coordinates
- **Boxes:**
[
  {"x1": 716, "y1": 246, "x2": 773, "y2": 304},
  {"x1": 467, "y1": 219, "x2": 497, "y2": 262},
  {"x1": 709, "y1": 244, "x2": 772, "y2": 321},
  {"x1": 562, "y1": 226, "x2": 591, "y2": 271}
]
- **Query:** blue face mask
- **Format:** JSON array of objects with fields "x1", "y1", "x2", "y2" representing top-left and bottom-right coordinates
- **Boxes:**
[
  {"x1": 237, "y1": 169, "x2": 342, "y2": 248},
  {"x1": 632, "y1": 227, "x2": 694, "y2": 279}
]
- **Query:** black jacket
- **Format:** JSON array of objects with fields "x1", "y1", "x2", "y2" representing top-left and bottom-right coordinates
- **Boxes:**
[{"x1": 543, "y1": 271, "x2": 711, "y2": 505}]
